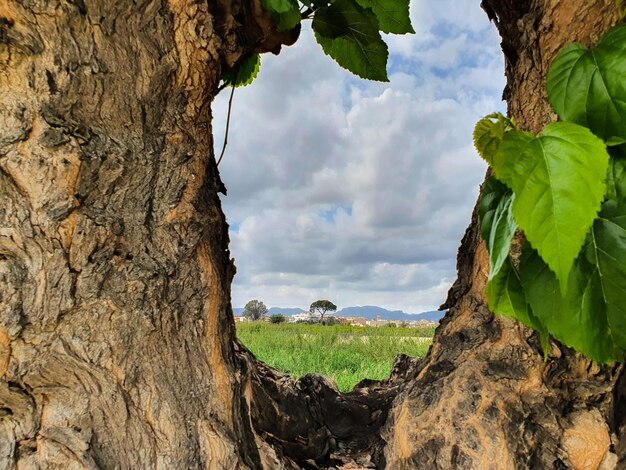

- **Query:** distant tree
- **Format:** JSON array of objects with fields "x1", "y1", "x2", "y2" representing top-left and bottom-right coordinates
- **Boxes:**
[
  {"x1": 400, "y1": 322, "x2": 409, "y2": 328},
  {"x1": 309, "y1": 300, "x2": 337, "y2": 325},
  {"x1": 243, "y1": 300, "x2": 268, "y2": 321},
  {"x1": 386, "y1": 322, "x2": 397, "y2": 328},
  {"x1": 322, "y1": 316, "x2": 337, "y2": 326},
  {"x1": 270, "y1": 314, "x2": 287, "y2": 324}
]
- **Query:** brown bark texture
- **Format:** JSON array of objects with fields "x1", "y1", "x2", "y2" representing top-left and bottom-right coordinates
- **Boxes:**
[
  {"x1": 381, "y1": 1, "x2": 625, "y2": 469},
  {"x1": 0, "y1": 0, "x2": 295, "y2": 468},
  {"x1": 1, "y1": 0, "x2": 625, "y2": 469}
]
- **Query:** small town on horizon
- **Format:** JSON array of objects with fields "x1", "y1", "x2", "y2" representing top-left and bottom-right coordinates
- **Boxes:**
[{"x1": 233, "y1": 304, "x2": 445, "y2": 328}]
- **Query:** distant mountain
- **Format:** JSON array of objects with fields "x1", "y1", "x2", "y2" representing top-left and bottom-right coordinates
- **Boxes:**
[
  {"x1": 232, "y1": 307, "x2": 306, "y2": 316},
  {"x1": 337, "y1": 306, "x2": 445, "y2": 322},
  {"x1": 267, "y1": 307, "x2": 307, "y2": 316},
  {"x1": 233, "y1": 305, "x2": 445, "y2": 322},
  {"x1": 412, "y1": 310, "x2": 446, "y2": 322}
]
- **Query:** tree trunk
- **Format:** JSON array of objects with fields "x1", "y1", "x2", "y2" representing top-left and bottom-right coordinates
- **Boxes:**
[
  {"x1": 1, "y1": 0, "x2": 625, "y2": 469},
  {"x1": 0, "y1": 1, "x2": 295, "y2": 468},
  {"x1": 381, "y1": 1, "x2": 625, "y2": 468}
]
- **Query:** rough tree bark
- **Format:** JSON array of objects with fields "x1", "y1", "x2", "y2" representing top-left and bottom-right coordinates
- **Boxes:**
[
  {"x1": 1, "y1": 0, "x2": 624, "y2": 469},
  {"x1": 382, "y1": 1, "x2": 625, "y2": 468},
  {"x1": 0, "y1": 1, "x2": 296, "y2": 468}
]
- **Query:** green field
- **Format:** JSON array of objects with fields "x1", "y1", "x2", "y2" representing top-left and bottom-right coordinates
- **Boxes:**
[{"x1": 236, "y1": 322, "x2": 435, "y2": 392}]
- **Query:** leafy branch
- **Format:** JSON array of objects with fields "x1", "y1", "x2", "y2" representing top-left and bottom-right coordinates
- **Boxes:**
[
  {"x1": 221, "y1": 0, "x2": 413, "y2": 87},
  {"x1": 216, "y1": 0, "x2": 413, "y2": 164},
  {"x1": 475, "y1": 24, "x2": 626, "y2": 363}
]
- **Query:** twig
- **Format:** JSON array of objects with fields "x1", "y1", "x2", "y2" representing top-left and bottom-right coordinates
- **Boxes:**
[{"x1": 217, "y1": 84, "x2": 236, "y2": 167}]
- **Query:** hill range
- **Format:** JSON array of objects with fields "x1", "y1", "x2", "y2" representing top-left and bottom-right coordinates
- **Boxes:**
[{"x1": 232, "y1": 305, "x2": 445, "y2": 322}]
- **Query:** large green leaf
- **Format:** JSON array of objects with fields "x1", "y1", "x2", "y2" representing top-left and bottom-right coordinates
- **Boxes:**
[
  {"x1": 478, "y1": 177, "x2": 517, "y2": 280},
  {"x1": 519, "y1": 241, "x2": 624, "y2": 363},
  {"x1": 518, "y1": 159, "x2": 626, "y2": 362},
  {"x1": 486, "y1": 258, "x2": 528, "y2": 322},
  {"x1": 354, "y1": 0, "x2": 414, "y2": 34},
  {"x1": 591, "y1": 179, "x2": 626, "y2": 349},
  {"x1": 473, "y1": 113, "x2": 515, "y2": 167},
  {"x1": 486, "y1": 258, "x2": 547, "y2": 344},
  {"x1": 547, "y1": 24, "x2": 626, "y2": 142},
  {"x1": 492, "y1": 122, "x2": 609, "y2": 291},
  {"x1": 222, "y1": 54, "x2": 261, "y2": 87},
  {"x1": 312, "y1": 3, "x2": 351, "y2": 38},
  {"x1": 313, "y1": 0, "x2": 389, "y2": 81}
]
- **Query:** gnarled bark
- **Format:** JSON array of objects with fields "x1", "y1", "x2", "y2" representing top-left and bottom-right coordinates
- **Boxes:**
[
  {"x1": 381, "y1": 1, "x2": 624, "y2": 469},
  {"x1": 0, "y1": 1, "x2": 295, "y2": 468}
]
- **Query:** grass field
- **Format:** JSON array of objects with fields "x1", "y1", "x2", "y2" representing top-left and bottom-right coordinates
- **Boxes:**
[{"x1": 236, "y1": 322, "x2": 435, "y2": 392}]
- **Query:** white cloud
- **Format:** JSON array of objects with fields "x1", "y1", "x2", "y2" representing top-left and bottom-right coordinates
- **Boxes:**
[{"x1": 213, "y1": 1, "x2": 505, "y2": 313}]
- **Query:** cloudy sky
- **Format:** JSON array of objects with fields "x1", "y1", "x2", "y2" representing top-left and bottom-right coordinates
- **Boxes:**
[{"x1": 212, "y1": 1, "x2": 506, "y2": 313}]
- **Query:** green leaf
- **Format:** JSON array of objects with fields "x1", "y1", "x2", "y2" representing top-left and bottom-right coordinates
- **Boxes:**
[
  {"x1": 473, "y1": 113, "x2": 515, "y2": 166},
  {"x1": 259, "y1": 0, "x2": 300, "y2": 31},
  {"x1": 222, "y1": 54, "x2": 261, "y2": 87},
  {"x1": 486, "y1": 258, "x2": 527, "y2": 321},
  {"x1": 607, "y1": 137, "x2": 626, "y2": 147},
  {"x1": 486, "y1": 257, "x2": 547, "y2": 338},
  {"x1": 274, "y1": 6, "x2": 301, "y2": 31},
  {"x1": 519, "y1": 243, "x2": 623, "y2": 363},
  {"x1": 518, "y1": 247, "x2": 564, "y2": 335},
  {"x1": 260, "y1": 0, "x2": 296, "y2": 14},
  {"x1": 591, "y1": 188, "x2": 626, "y2": 350},
  {"x1": 606, "y1": 153, "x2": 626, "y2": 203},
  {"x1": 312, "y1": 3, "x2": 351, "y2": 38},
  {"x1": 354, "y1": 0, "x2": 414, "y2": 34},
  {"x1": 313, "y1": 0, "x2": 389, "y2": 81},
  {"x1": 487, "y1": 257, "x2": 550, "y2": 358},
  {"x1": 518, "y1": 157, "x2": 626, "y2": 362},
  {"x1": 547, "y1": 24, "x2": 626, "y2": 142},
  {"x1": 478, "y1": 177, "x2": 517, "y2": 280},
  {"x1": 492, "y1": 122, "x2": 609, "y2": 292}
]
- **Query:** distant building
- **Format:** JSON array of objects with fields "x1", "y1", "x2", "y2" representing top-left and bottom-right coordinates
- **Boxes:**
[
  {"x1": 339, "y1": 316, "x2": 367, "y2": 327},
  {"x1": 233, "y1": 316, "x2": 247, "y2": 323},
  {"x1": 289, "y1": 312, "x2": 312, "y2": 323}
]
